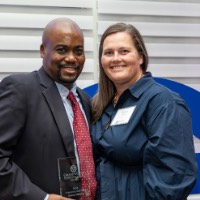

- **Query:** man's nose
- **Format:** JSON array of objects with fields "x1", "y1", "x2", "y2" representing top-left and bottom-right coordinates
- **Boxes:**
[{"x1": 65, "y1": 52, "x2": 76, "y2": 62}]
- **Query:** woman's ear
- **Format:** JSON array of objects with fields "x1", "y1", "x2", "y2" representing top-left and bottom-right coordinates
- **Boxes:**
[{"x1": 139, "y1": 55, "x2": 143, "y2": 65}]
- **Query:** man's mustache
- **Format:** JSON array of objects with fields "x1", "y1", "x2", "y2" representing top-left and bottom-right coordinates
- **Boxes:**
[{"x1": 59, "y1": 64, "x2": 80, "y2": 69}]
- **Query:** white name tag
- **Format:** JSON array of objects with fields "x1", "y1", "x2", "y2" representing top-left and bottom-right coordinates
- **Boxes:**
[{"x1": 110, "y1": 106, "x2": 136, "y2": 126}]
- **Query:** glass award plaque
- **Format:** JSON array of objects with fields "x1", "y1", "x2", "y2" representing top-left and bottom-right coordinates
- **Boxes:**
[{"x1": 58, "y1": 157, "x2": 92, "y2": 199}]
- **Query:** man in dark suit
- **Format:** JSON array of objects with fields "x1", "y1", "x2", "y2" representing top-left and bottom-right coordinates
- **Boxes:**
[{"x1": 0, "y1": 18, "x2": 96, "y2": 200}]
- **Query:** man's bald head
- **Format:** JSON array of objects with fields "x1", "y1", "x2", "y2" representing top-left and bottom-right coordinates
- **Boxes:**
[{"x1": 42, "y1": 18, "x2": 83, "y2": 45}]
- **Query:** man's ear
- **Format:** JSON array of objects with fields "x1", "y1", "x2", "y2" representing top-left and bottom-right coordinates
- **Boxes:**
[{"x1": 40, "y1": 44, "x2": 45, "y2": 58}]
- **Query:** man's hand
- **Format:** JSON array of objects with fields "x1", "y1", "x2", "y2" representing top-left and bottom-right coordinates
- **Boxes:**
[{"x1": 48, "y1": 194, "x2": 74, "y2": 200}]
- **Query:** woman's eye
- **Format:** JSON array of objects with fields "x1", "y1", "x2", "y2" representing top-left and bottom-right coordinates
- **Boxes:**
[
  {"x1": 104, "y1": 51, "x2": 113, "y2": 55},
  {"x1": 120, "y1": 49, "x2": 129, "y2": 54}
]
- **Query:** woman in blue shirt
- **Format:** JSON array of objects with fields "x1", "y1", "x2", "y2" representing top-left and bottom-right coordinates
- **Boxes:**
[{"x1": 91, "y1": 23, "x2": 197, "y2": 200}]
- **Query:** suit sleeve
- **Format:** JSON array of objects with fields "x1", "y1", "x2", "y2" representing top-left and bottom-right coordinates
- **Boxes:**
[
  {"x1": 143, "y1": 92, "x2": 197, "y2": 200},
  {"x1": 0, "y1": 76, "x2": 46, "y2": 200}
]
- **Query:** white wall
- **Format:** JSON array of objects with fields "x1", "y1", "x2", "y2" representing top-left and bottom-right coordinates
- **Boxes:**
[
  {"x1": 98, "y1": 0, "x2": 200, "y2": 91},
  {"x1": 0, "y1": 0, "x2": 200, "y2": 92},
  {"x1": 0, "y1": 0, "x2": 97, "y2": 88}
]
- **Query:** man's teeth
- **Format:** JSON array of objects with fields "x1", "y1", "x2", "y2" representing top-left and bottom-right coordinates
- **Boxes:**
[{"x1": 64, "y1": 67, "x2": 77, "y2": 70}]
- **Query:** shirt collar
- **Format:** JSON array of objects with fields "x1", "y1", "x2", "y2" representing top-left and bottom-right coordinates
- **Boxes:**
[
  {"x1": 55, "y1": 82, "x2": 78, "y2": 98},
  {"x1": 128, "y1": 71, "x2": 155, "y2": 99}
]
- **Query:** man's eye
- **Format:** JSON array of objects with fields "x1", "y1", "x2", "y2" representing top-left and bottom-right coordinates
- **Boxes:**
[
  {"x1": 56, "y1": 47, "x2": 66, "y2": 53},
  {"x1": 75, "y1": 49, "x2": 84, "y2": 55}
]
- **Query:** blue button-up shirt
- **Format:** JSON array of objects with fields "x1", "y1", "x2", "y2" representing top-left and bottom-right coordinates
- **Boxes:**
[{"x1": 92, "y1": 72, "x2": 197, "y2": 200}]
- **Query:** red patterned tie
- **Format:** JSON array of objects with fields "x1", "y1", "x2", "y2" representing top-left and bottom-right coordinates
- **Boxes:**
[{"x1": 67, "y1": 91, "x2": 97, "y2": 200}]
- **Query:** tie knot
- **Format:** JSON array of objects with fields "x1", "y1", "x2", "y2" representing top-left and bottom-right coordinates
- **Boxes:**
[{"x1": 67, "y1": 91, "x2": 77, "y2": 105}]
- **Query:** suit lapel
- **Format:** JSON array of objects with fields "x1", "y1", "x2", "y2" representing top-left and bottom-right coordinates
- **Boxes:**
[{"x1": 37, "y1": 68, "x2": 75, "y2": 156}]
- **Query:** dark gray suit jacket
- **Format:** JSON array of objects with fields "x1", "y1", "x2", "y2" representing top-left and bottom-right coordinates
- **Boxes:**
[{"x1": 0, "y1": 67, "x2": 91, "y2": 200}]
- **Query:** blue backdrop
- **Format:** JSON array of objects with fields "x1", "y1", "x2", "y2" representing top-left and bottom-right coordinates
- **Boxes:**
[{"x1": 83, "y1": 77, "x2": 200, "y2": 194}]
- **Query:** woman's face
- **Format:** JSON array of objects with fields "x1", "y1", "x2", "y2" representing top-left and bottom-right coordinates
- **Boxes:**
[{"x1": 101, "y1": 31, "x2": 143, "y2": 88}]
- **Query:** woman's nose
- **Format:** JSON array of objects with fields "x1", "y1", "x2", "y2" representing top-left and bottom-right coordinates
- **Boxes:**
[{"x1": 112, "y1": 52, "x2": 121, "y2": 62}]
